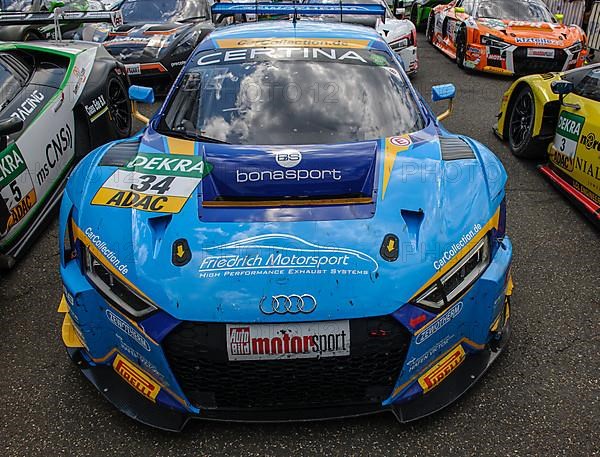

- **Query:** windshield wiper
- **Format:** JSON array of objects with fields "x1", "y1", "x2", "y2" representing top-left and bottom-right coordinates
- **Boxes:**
[
  {"x1": 180, "y1": 15, "x2": 208, "y2": 22},
  {"x1": 159, "y1": 128, "x2": 230, "y2": 144}
]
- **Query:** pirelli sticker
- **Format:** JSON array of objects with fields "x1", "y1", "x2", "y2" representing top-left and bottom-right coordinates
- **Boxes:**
[
  {"x1": 91, "y1": 153, "x2": 212, "y2": 213},
  {"x1": 113, "y1": 354, "x2": 160, "y2": 401},
  {"x1": 0, "y1": 144, "x2": 38, "y2": 236},
  {"x1": 418, "y1": 344, "x2": 466, "y2": 393}
]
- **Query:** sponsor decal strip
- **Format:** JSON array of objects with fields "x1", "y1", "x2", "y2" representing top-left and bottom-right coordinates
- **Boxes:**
[
  {"x1": 215, "y1": 38, "x2": 371, "y2": 49},
  {"x1": 410, "y1": 208, "x2": 500, "y2": 300},
  {"x1": 91, "y1": 152, "x2": 211, "y2": 213},
  {"x1": 414, "y1": 301, "x2": 463, "y2": 344}
]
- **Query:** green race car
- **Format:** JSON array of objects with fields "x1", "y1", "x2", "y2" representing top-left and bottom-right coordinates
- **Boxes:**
[{"x1": 407, "y1": 0, "x2": 450, "y2": 29}]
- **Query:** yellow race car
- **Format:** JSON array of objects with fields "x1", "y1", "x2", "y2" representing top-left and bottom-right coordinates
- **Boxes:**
[{"x1": 495, "y1": 65, "x2": 600, "y2": 227}]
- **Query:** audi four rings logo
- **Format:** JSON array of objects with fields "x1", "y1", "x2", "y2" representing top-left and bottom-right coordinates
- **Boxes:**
[{"x1": 260, "y1": 294, "x2": 318, "y2": 314}]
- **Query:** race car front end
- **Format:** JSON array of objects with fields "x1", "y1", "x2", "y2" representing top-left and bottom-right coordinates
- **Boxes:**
[
  {"x1": 462, "y1": 20, "x2": 587, "y2": 76},
  {"x1": 57, "y1": 136, "x2": 512, "y2": 430},
  {"x1": 386, "y1": 27, "x2": 418, "y2": 74},
  {"x1": 57, "y1": 15, "x2": 513, "y2": 431}
]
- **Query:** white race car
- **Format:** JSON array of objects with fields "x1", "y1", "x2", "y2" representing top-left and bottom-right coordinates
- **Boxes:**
[{"x1": 303, "y1": 0, "x2": 418, "y2": 74}]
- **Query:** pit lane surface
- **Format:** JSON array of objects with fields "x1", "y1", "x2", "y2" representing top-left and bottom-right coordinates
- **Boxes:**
[{"x1": 1, "y1": 36, "x2": 599, "y2": 456}]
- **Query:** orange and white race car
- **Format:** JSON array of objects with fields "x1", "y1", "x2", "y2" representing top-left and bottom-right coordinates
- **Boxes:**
[{"x1": 425, "y1": 0, "x2": 587, "y2": 75}]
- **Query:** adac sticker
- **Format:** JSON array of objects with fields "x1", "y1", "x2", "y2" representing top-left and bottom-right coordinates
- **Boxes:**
[
  {"x1": 91, "y1": 153, "x2": 212, "y2": 213},
  {"x1": 0, "y1": 144, "x2": 37, "y2": 236}
]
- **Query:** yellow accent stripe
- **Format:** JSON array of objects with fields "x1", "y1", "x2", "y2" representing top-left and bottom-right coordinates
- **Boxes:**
[
  {"x1": 203, "y1": 197, "x2": 373, "y2": 208},
  {"x1": 72, "y1": 223, "x2": 152, "y2": 303},
  {"x1": 166, "y1": 136, "x2": 196, "y2": 156},
  {"x1": 215, "y1": 38, "x2": 371, "y2": 49},
  {"x1": 381, "y1": 136, "x2": 412, "y2": 200},
  {"x1": 62, "y1": 314, "x2": 85, "y2": 349},
  {"x1": 410, "y1": 208, "x2": 501, "y2": 301}
]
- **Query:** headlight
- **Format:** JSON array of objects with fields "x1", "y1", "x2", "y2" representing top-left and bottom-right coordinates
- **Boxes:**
[
  {"x1": 568, "y1": 41, "x2": 583, "y2": 53},
  {"x1": 480, "y1": 34, "x2": 509, "y2": 49},
  {"x1": 84, "y1": 248, "x2": 156, "y2": 318},
  {"x1": 415, "y1": 235, "x2": 491, "y2": 310}
]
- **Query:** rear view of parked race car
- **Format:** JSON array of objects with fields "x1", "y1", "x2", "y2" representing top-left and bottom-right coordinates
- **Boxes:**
[
  {"x1": 426, "y1": 0, "x2": 587, "y2": 75},
  {"x1": 0, "y1": 14, "x2": 131, "y2": 267},
  {"x1": 57, "y1": 2, "x2": 513, "y2": 431},
  {"x1": 0, "y1": 0, "x2": 118, "y2": 41},
  {"x1": 495, "y1": 65, "x2": 600, "y2": 227},
  {"x1": 78, "y1": 0, "x2": 214, "y2": 94},
  {"x1": 302, "y1": 0, "x2": 418, "y2": 74}
]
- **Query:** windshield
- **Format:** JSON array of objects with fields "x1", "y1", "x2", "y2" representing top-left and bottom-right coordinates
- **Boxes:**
[
  {"x1": 159, "y1": 46, "x2": 424, "y2": 145},
  {"x1": 121, "y1": 0, "x2": 209, "y2": 23},
  {"x1": 476, "y1": 0, "x2": 554, "y2": 22}
]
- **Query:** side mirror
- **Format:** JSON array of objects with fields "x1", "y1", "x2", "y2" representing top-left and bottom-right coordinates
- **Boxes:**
[
  {"x1": 551, "y1": 80, "x2": 573, "y2": 95},
  {"x1": 128, "y1": 85, "x2": 155, "y2": 125},
  {"x1": 551, "y1": 79, "x2": 579, "y2": 109},
  {"x1": 432, "y1": 84, "x2": 456, "y2": 121},
  {"x1": 129, "y1": 85, "x2": 155, "y2": 104},
  {"x1": 0, "y1": 117, "x2": 23, "y2": 151},
  {"x1": 555, "y1": 13, "x2": 564, "y2": 24},
  {"x1": 455, "y1": 6, "x2": 465, "y2": 14}
]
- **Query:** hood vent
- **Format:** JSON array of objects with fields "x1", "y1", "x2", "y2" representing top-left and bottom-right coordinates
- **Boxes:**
[
  {"x1": 439, "y1": 137, "x2": 475, "y2": 161},
  {"x1": 99, "y1": 139, "x2": 141, "y2": 167}
]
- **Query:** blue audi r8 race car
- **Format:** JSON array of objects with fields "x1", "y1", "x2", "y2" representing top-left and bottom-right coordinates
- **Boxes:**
[{"x1": 58, "y1": 2, "x2": 513, "y2": 431}]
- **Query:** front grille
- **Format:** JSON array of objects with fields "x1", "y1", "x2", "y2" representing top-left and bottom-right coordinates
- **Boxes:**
[
  {"x1": 513, "y1": 47, "x2": 567, "y2": 75},
  {"x1": 163, "y1": 316, "x2": 411, "y2": 411}
]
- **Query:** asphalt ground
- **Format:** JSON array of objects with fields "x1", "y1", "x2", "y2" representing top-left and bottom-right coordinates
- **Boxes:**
[{"x1": 1, "y1": 34, "x2": 599, "y2": 457}]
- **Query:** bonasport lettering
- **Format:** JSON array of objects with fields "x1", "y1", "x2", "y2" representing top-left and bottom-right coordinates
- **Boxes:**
[{"x1": 236, "y1": 168, "x2": 342, "y2": 183}]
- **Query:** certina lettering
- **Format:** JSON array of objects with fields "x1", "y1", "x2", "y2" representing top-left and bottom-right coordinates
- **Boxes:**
[
  {"x1": 85, "y1": 227, "x2": 128, "y2": 274},
  {"x1": 415, "y1": 302, "x2": 463, "y2": 345},
  {"x1": 37, "y1": 124, "x2": 73, "y2": 186},
  {"x1": 10, "y1": 90, "x2": 45, "y2": 122},
  {"x1": 433, "y1": 223, "x2": 482, "y2": 270},
  {"x1": 106, "y1": 309, "x2": 151, "y2": 351},
  {"x1": 198, "y1": 48, "x2": 368, "y2": 66}
]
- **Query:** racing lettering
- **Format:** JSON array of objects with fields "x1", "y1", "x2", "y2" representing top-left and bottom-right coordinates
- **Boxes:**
[
  {"x1": 197, "y1": 48, "x2": 368, "y2": 66},
  {"x1": 105, "y1": 190, "x2": 169, "y2": 211},
  {"x1": 37, "y1": 123, "x2": 73, "y2": 185},
  {"x1": 0, "y1": 149, "x2": 25, "y2": 185},
  {"x1": 558, "y1": 116, "x2": 582, "y2": 137},
  {"x1": 10, "y1": 90, "x2": 45, "y2": 122}
]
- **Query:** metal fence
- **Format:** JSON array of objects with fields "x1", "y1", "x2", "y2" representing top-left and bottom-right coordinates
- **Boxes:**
[
  {"x1": 588, "y1": 1, "x2": 600, "y2": 51},
  {"x1": 544, "y1": 0, "x2": 586, "y2": 26}
]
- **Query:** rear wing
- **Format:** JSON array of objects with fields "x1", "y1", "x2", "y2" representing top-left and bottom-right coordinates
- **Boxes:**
[
  {"x1": 211, "y1": 2, "x2": 386, "y2": 20},
  {"x1": 0, "y1": 9, "x2": 124, "y2": 27}
]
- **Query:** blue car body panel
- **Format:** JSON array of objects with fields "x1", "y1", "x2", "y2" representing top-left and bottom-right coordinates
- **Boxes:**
[{"x1": 59, "y1": 20, "x2": 513, "y2": 430}]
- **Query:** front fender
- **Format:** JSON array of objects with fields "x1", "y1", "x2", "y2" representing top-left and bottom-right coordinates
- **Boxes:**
[{"x1": 495, "y1": 73, "x2": 562, "y2": 140}]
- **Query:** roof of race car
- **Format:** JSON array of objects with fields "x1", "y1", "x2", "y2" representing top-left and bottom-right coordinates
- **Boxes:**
[{"x1": 203, "y1": 20, "x2": 387, "y2": 49}]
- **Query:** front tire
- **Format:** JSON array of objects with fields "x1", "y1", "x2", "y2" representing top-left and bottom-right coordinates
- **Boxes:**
[
  {"x1": 425, "y1": 13, "x2": 435, "y2": 43},
  {"x1": 456, "y1": 28, "x2": 467, "y2": 69},
  {"x1": 507, "y1": 86, "x2": 546, "y2": 159},
  {"x1": 105, "y1": 72, "x2": 131, "y2": 139}
]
